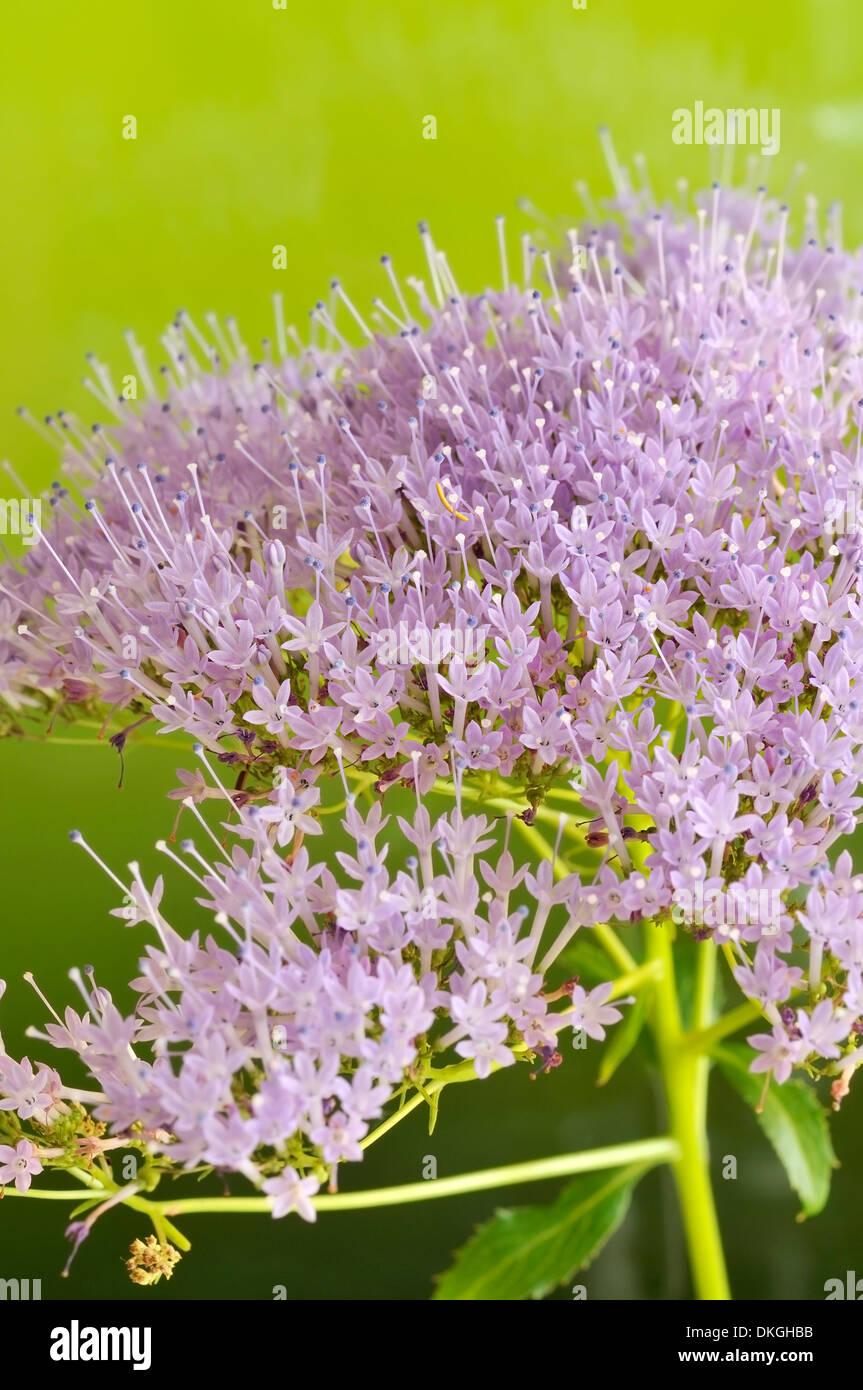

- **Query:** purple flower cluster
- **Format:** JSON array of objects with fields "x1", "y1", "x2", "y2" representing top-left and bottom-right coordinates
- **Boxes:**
[
  {"x1": 2, "y1": 173, "x2": 863, "y2": 1201},
  {"x1": 2, "y1": 785, "x2": 591, "y2": 1198},
  {"x1": 119, "y1": 787, "x2": 574, "y2": 1152}
]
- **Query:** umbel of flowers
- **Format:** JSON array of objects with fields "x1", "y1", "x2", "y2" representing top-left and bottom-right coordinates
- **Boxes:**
[{"x1": 0, "y1": 157, "x2": 861, "y2": 1297}]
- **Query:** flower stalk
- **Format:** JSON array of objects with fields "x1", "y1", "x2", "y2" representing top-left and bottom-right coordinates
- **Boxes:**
[
  {"x1": 10, "y1": 1136, "x2": 678, "y2": 1218},
  {"x1": 646, "y1": 921, "x2": 731, "y2": 1300}
]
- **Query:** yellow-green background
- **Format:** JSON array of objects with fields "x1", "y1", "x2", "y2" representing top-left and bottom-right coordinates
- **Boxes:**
[{"x1": 1, "y1": 0, "x2": 862, "y2": 1299}]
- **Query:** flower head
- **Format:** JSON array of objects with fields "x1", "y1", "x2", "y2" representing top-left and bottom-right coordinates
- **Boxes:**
[{"x1": 4, "y1": 169, "x2": 863, "y2": 1216}]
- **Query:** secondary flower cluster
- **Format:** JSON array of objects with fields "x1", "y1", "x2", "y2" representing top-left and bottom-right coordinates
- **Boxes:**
[
  {"x1": 2, "y1": 782, "x2": 604, "y2": 1211},
  {"x1": 2, "y1": 172, "x2": 863, "y2": 1212}
]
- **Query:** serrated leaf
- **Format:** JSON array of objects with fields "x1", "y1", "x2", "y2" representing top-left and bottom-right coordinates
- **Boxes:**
[
  {"x1": 597, "y1": 992, "x2": 647, "y2": 1086},
  {"x1": 432, "y1": 1163, "x2": 644, "y2": 1300},
  {"x1": 714, "y1": 1042, "x2": 837, "y2": 1218}
]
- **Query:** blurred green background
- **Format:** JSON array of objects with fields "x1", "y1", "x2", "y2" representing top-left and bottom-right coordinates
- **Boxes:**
[{"x1": 2, "y1": 0, "x2": 863, "y2": 1299}]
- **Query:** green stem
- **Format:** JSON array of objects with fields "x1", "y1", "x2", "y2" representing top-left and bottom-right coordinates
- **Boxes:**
[
  {"x1": 605, "y1": 957, "x2": 663, "y2": 1001},
  {"x1": 163, "y1": 1137, "x2": 679, "y2": 1215},
  {"x1": 361, "y1": 1059, "x2": 478, "y2": 1150},
  {"x1": 590, "y1": 924, "x2": 637, "y2": 975},
  {"x1": 693, "y1": 934, "x2": 717, "y2": 1033},
  {"x1": 368, "y1": 958, "x2": 665, "y2": 1143},
  {"x1": 13, "y1": 1137, "x2": 678, "y2": 1218},
  {"x1": 685, "y1": 999, "x2": 762, "y2": 1053},
  {"x1": 646, "y1": 922, "x2": 730, "y2": 1300},
  {"x1": 3, "y1": 1187, "x2": 90, "y2": 1201},
  {"x1": 430, "y1": 775, "x2": 638, "y2": 975},
  {"x1": 483, "y1": 797, "x2": 579, "y2": 831},
  {"x1": 9, "y1": 1165, "x2": 193, "y2": 1252},
  {"x1": 510, "y1": 816, "x2": 637, "y2": 972}
]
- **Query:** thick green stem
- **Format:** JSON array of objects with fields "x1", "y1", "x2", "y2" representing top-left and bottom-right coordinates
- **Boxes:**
[{"x1": 646, "y1": 921, "x2": 730, "y2": 1300}]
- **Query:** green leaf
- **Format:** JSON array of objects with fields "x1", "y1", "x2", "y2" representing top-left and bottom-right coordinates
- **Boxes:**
[
  {"x1": 596, "y1": 992, "x2": 647, "y2": 1086},
  {"x1": 68, "y1": 1198, "x2": 103, "y2": 1221},
  {"x1": 432, "y1": 1163, "x2": 644, "y2": 1300},
  {"x1": 714, "y1": 1042, "x2": 837, "y2": 1218}
]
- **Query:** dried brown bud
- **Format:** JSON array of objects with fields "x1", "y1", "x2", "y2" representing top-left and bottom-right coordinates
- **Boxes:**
[{"x1": 126, "y1": 1234, "x2": 181, "y2": 1286}]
